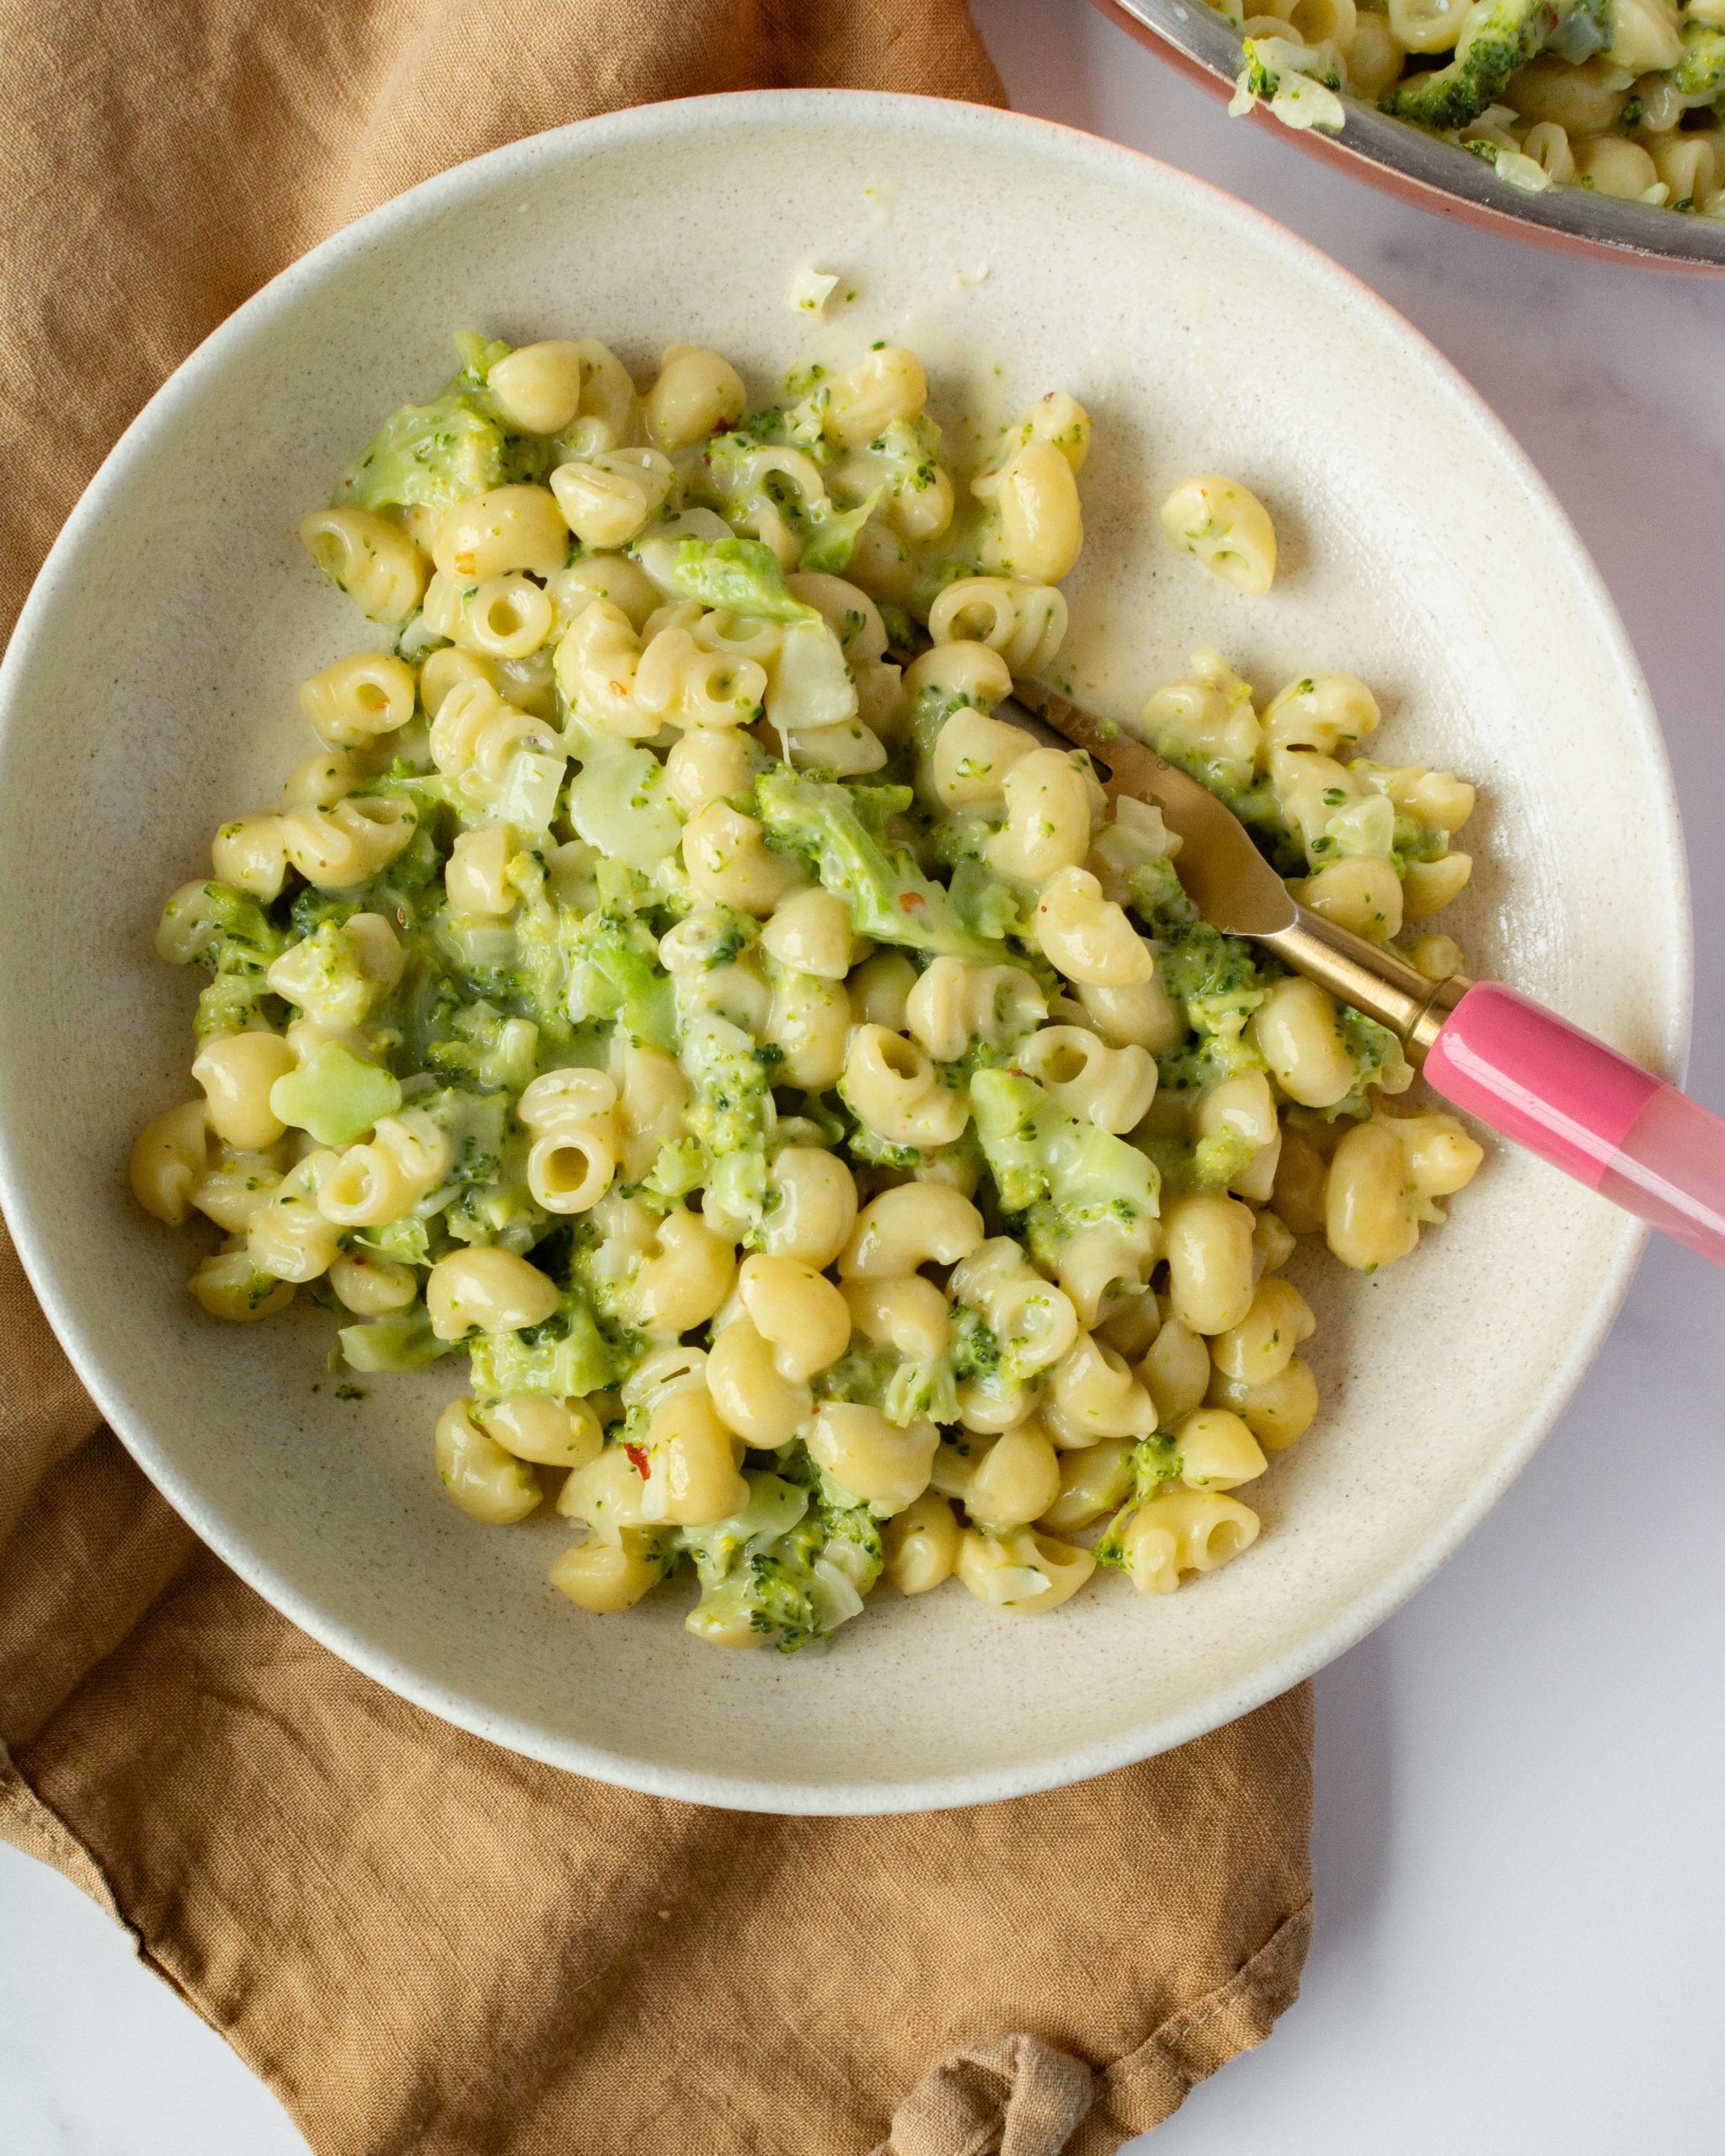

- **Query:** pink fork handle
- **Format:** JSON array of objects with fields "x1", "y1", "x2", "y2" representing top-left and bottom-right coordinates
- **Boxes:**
[{"x1": 1424, "y1": 981, "x2": 1725, "y2": 1269}]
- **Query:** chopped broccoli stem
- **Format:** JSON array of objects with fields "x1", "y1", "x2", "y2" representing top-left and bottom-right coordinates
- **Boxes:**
[{"x1": 669, "y1": 537, "x2": 819, "y2": 623}]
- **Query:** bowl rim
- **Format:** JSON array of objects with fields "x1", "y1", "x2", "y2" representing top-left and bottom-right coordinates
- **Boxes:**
[
  {"x1": 1090, "y1": 0, "x2": 1725, "y2": 275},
  {"x1": 0, "y1": 86, "x2": 1694, "y2": 1813}
]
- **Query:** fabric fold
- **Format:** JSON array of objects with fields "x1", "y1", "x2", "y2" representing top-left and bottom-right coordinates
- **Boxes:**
[{"x1": 879, "y1": 2033, "x2": 1096, "y2": 2156}]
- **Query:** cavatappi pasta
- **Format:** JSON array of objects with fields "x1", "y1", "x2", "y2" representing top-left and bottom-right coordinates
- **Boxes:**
[
  {"x1": 131, "y1": 331, "x2": 1482, "y2": 1653},
  {"x1": 1220, "y1": 0, "x2": 1725, "y2": 218}
]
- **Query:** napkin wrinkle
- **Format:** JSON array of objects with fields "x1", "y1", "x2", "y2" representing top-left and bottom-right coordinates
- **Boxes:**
[
  {"x1": 1071, "y1": 1894, "x2": 1313, "y2": 2150},
  {"x1": 0, "y1": 3, "x2": 1312, "y2": 2150},
  {"x1": 879, "y1": 2031, "x2": 1095, "y2": 2156}
]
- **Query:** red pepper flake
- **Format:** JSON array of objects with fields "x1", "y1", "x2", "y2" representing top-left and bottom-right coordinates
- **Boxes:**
[
  {"x1": 624, "y1": 1443, "x2": 650, "y2": 1478},
  {"x1": 899, "y1": 891, "x2": 924, "y2": 911}
]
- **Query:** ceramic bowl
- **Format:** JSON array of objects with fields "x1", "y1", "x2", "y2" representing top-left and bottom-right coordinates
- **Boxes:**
[
  {"x1": 0, "y1": 91, "x2": 1690, "y2": 1812},
  {"x1": 1093, "y1": 0, "x2": 1725, "y2": 274}
]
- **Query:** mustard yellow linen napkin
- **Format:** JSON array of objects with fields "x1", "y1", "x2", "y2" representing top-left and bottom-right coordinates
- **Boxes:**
[{"x1": 0, "y1": 6, "x2": 1313, "y2": 2149}]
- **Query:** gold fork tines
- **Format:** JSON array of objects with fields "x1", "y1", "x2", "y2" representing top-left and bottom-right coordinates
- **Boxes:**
[{"x1": 1008, "y1": 680, "x2": 1469, "y2": 1065}]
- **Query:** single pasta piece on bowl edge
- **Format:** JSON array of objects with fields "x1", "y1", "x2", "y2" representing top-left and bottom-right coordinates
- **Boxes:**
[{"x1": 130, "y1": 328, "x2": 1483, "y2": 1653}]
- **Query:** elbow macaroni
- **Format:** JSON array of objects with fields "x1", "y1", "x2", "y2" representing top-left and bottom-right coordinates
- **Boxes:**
[
  {"x1": 1159, "y1": 475, "x2": 1277, "y2": 596},
  {"x1": 135, "y1": 328, "x2": 1488, "y2": 1653}
]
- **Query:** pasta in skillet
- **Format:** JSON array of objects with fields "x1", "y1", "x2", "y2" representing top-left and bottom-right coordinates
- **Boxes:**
[
  {"x1": 1219, "y1": 0, "x2": 1725, "y2": 219},
  {"x1": 131, "y1": 331, "x2": 1482, "y2": 1652}
]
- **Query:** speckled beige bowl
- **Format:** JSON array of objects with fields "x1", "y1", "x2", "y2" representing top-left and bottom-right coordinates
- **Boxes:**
[{"x1": 0, "y1": 93, "x2": 1690, "y2": 1813}]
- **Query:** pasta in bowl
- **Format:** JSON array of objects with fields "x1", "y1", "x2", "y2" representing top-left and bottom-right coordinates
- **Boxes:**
[
  {"x1": 130, "y1": 330, "x2": 1489, "y2": 1653},
  {"x1": 0, "y1": 94, "x2": 1685, "y2": 1807}
]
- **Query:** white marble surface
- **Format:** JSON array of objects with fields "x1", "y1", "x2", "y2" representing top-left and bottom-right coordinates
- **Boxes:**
[{"x1": 5, "y1": 3, "x2": 1723, "y2": 2148}]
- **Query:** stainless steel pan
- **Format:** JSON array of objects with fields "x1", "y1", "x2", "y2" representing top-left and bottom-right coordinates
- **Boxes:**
[{"x1": 1094, "y1": 0, "x2": 1725, "y2": 272}]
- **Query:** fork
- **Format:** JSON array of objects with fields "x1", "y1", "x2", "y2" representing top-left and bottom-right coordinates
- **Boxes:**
[{"x1": 1011, "y1": 682, "x2": 1725, "y2": 1270}]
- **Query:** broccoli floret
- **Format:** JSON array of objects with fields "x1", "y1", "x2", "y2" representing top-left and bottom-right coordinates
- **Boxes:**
[
  {"x1": 1240, "y1": 43, "x2": 1279, "y2": 100},
  {"x1": 683, "y1": 1469, "x2": 880, "y2": 1652},
  {"x1": 1155, "y1": 919, "x2": 1263, "y2": 1007},
  {"x1": 1671, "y1": 19, "x2": 1725, "y2": 97},
  {"x1": 1135, "y1": 1433, "x2": 1183, "y2": 1491},
  {"x1": 882, "y1": 1354, "x2": 959, "y2": 1428},
  {"x1": 397, "y1": 964, "x2": 467, "y2": 1076},
  {"x1": 724, "y1": 382, "x2": 830, "y2": 455},
  {"x1": 950, "y1": 1304, "x2": 1003, "y2": 1381},
  {"x1": 676, "y1": 1005, "x2": 777, "y2": 1230},
  {"x1": 815, "y1": 1488, "x2": 884, "y2": 1594},
  {"x1": 163, "y1": 882, "x2": 286, "y2": 969},
  {"x1": 1116, "y1": 1435, "x2": 1183, "y2": 1508},
  {"x1": 436, "y1": 851, "x2": 573, "y2": 1044},
  {"x1": 755, "y1": 768, "x2": 1000, "y2": 960},
  {"x1": 740, "y1": 1555, "x2": 822, "y2": 1650},
  {"x1": 288, "y1": 886, "x2": 360, "y2": 942},
  {"x1": 814, "y1": 1310, "x2": 965, "y2": 1431},
  {"x1": 1382, "y1": 0, "x2": 1608, "y2": 131},
  {"x1": 466, "y1": 1288, "x2": 617, "y2": 1397},
  {"x1": 494, "y1": 851, "x2": 572, "y2": 1040},
  {"x1": 1151, "y1": 917, "x2": 1276, "y2": 1091},
  {"x1": 333, "y1": 336, "x2": 548, "y2": 513},
  {"x1": 413, "y1": 1085, "x2": 510, "y2": 1185},
  {"x1": 969, "y1": 1070, "x2": 1160, "y2": 1225},
  {"x1": 1191, "y1": 1123, "x2": 1262, "y2": 1190},
  {"x1": 1093, "y1": 1518, "x2": 1129, "y2": 1571},
  {"x1": 1331, "y1": 1008, "x2": 1414, "y2": 1119},
  {"x1": 679, "y1": 1472, "x2": 811, "y2": 1587},
  {"x1": 450, "y1": 333, "x2": 511, "y2": 382},
  {"x1": 337, "y1": 394, "x2": 505, "y2": 511},
  {"x1": 812, "y1": 1342, "x2": 900, "y2": 1411},
  {"x1": 569, "y1": 913, "x2": 677, "y2": 1049},
  {"x1": 159, "y1": 881, "x2": 290, "y2": 1038},
  {"x1": 1124, "y1": 852, "x2": 1190, "y2": 916},
  {"x1": 425, "y1": 997, "x2": 539, "y2": 1091},
  {"x1": 291, "y1": 819, "x2": 447, "y2": 948},
  {"x1": 1092, "y1": 1441, "x2": 1182, "y2": 1567}
]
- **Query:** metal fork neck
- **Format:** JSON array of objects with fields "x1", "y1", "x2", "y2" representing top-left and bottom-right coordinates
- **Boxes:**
[{"x1": 1258, "y1": 908, "x2": 1470, "y2": 1065}]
